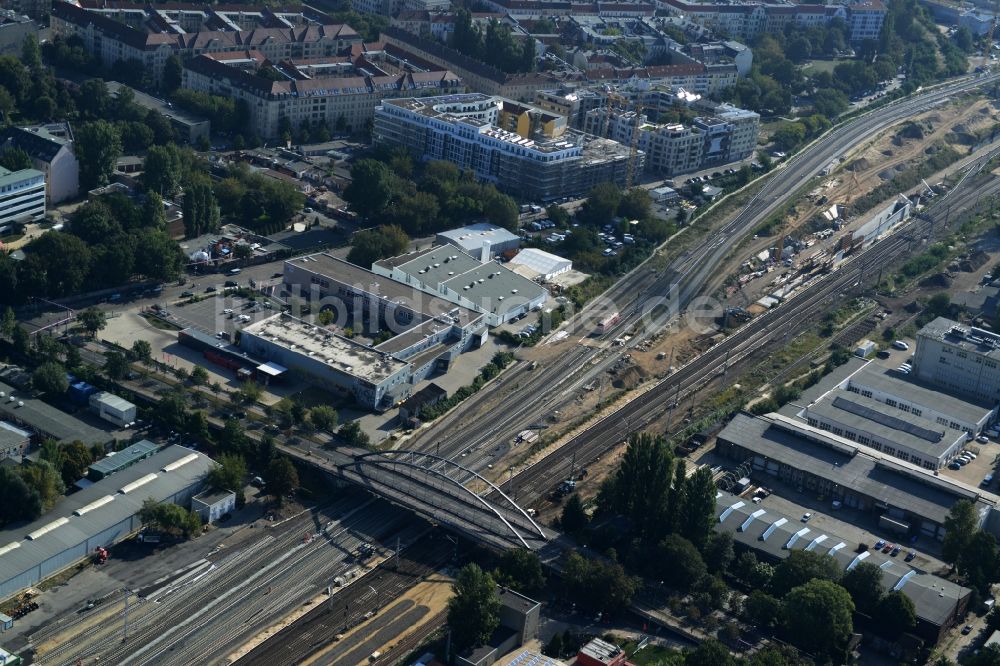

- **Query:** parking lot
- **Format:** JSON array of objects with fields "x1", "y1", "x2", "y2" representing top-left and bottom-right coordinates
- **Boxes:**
[{"x1": 167, "y1": 290, "x2": 276, "y2": 339}]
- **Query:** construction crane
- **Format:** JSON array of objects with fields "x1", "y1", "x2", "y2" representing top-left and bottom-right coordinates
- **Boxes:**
[
  {"x1": 626, "y1": 104, "x2": 643, "y2": 189},
  {"x1": 984, "y1": 0, "x2": 999, "y2": 60}
]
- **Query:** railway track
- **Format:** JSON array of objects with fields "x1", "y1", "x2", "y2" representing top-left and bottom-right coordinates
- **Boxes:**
[
  {"x1": 409, "y1": 74, "x2": 1000, "y2": 465},
  {"x1": 505, "y1": 168, "x2": 1000, "y2": 505},
  {"x1": 237, "y1": 533, "x2": 452, "y2": 666}
]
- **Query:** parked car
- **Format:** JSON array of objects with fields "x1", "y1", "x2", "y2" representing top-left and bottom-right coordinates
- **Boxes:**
[
  {"x1": 977, "y1": 435, "x2": 990, "y2": 444},
  {"x1": 892, "y1": 340, "x2": 910, "y2": 350},
  {"x1": 180, "y1": 291, "x2": 194, "y2": 297},
  {"x1": 874, "y1": 539, "x2": 886, "y2": 550},
  {"x1": 962, "y1": 625, "x2": 973, "y2": 635},
  {"x1": 949, "y1": 462, "x2": 963, "y2": 470},
  {"x1": 905, "y1": 550, "x2": 917, "y2": 562},
  {"x1": 801, "y1": 512, "x2": 812, "y2": 522},
  {"x1": 882, "y1": 542, "x2": 895, "y2": 553},
  {"x1": 890, "y1": 545, "x2": 901, "y2": 556},
  {"x1": 204, "y1": 286, "x2": 216, "y2": 293}
]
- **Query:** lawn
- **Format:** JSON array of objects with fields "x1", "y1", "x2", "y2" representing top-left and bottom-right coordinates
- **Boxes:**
[{"x1": 802, "y1": 58, "x2": 840, "y2": 75}]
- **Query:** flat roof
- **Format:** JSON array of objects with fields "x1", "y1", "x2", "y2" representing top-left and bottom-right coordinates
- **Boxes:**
[
  {"x1": 241, "y1": 313, "x2": 408, "y2": 383},
  {"x1": 508, "y1": 248, "x2": 572, "y2": 275},
  {"x1": 0, "y1": 445, "x2": 213, "y2": 592},
  {"x1": 578, "y1": 638, "x2": 623, "y2": 665},
  {"x1": 193, "y1": 487, "x2": 235, "y2": 505},
  {"x1": 849, "y1": 362, "x2": 995, "y2": 424},
  {"x1": 918, "y1": 317, "x2": 1000, "y2": 361},
  {"x1": 89, "y1": 440, "x2": 160, "y2": 476},
  {"x1": 286, "y1": 253, "x2": 480, "y2": 327},
  {"x1": 0, "y1": 380, "x2": 109, "y2": 445},
  {"x1": 715, "y1": 489, "x2": 970, "y2": 626},
  {"x1": 0, "y1": 421, "x2": 29, "y2": 447},
  {"x1": 804, "y1": 390, "x2": 965, "y2": 460},
  {"x1": 257, "y1": 361, "x2": 288, "y2": 377},
  {"x1": 379, "y1": 246, "x2": 482, "y2": 288},
  {"x1": 90, "y1": 391, "x2": 135, "y2": 412},
  {"x1": 717, "y1": 413, "x2": 982, "y2": 526},
  {"x1": 436, "y1": 223, "x2": 520, "y2": 251}
]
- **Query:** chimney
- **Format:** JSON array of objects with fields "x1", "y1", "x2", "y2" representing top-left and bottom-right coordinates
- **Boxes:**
[{"x1": 481, "y1": 239, "x2": 491, "y2": 263}]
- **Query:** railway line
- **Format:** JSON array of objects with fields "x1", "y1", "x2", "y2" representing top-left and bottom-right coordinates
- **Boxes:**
[
  {"x1": 31, "y1": 499, "x2": 420, "y2": 666},
  {"x1": 408, "y1": 73, "x2": 1000, "y2": 468},
  {"x1": 503, "y1": 164, "x2": 1000, "y2": 506},
  {"x1": 237, "y1": 533, "x2": 452, "y2": 666}
]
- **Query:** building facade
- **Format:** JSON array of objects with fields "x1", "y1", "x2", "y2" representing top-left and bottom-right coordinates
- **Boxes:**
[
  {"x1": 374, "y1": 94, "x2": 639, "y2": 201},
  {"x1": 182, "y1": 47, "x2": 461, "y2": 140},
  {"x1": 89, "y1": 392, "x2": 137, "y2": 428},
  {"x1": 914, "y1": 318, "x2": 1000, "y2": 404},
  {"x1": 0, "y1": 124, "x2": 79, "y2": 205},
  {"x1": 0, "y1": 166, "x2": 44, "y2": 233},
  {"x1": 50, "y1": 2, "x2": 362, "y2": 84}
]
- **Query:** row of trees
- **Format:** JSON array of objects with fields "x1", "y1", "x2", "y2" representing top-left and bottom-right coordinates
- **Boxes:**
[
  {"x1": 0, "y1": 191, "x2": 185, "y2": 303},
  {"x1": 450, "y1": 9, "x2": 535, "y2": 74},
  {"x1": 943, "y1": 499, "x2": 1000, "y2": 598},
  {"x1": 344, "y1": 155, "x2": 518, "y2": 234}
]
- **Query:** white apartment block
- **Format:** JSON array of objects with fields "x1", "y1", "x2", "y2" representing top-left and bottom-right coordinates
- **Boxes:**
[
  {"x1": 374, "y1": 93, "x2": 639, "y2": 201},
  {"x1": 914, "y1": 318, "x2": 1000, "y2": 404},
  {"x1": 659, "y1": 0, "x2": 884, "y2": 43},
  {"x1": 0, "y1": 123, "x2": 79, "y2": 205},
  {"x1": 0, "y1": 167, "x2": 44, "y2": 233}
]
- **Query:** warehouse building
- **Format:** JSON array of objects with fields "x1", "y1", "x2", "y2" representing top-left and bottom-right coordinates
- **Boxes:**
[
  {"x1": 715, "y1": 412, "x2": 994, "y2": 541},
  {"x1": 87, "y1": 440, "x2": 160, "y2": 481},
  {"x1": 240, "y1": 313, "x2": 411, "y2": 411},
  {"x1": 435, "y1": 223, "x2": 520, "y2": 261},
  {"x1": 913, "y1": 318, "x2": 1000, "y2": 404},
  {"x1": 779, "y1": 357, "x2": 994, "y2": 469},
  {"x1": 89, "y1": 392, "x2": 137, "y2": 428},
  {"x1": 715, "y1": 490, "x2": 970, "y2": 644},
  {"x1": 507, "y1": 248, "x2": 572, "y2": 281},
  {"x1": 0, "y1": 445, "x2": 213, "y2": 599},
  {"x1": 373, "y1": 247, "x2": 548, "y2": 326},
  {"x1": 0, "y1": 380, "x2": 110, "y2": 447}
]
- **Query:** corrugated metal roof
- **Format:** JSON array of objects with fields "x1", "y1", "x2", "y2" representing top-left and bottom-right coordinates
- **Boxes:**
[{"x1": 0, "y1": 446, "x2": 213, "y2": 588}]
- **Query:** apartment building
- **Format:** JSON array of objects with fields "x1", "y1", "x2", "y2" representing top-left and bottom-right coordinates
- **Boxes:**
[
  {"x1": 0, "y1": 123, "x2": 78, "y2": 205},
  {"x1": 659, "y1": 0, "x2": 885, "y2": 43},
  {"x1": 50, "y1": 2, "x2": 361, "y2": 84},
  {"x1": 583, "y1": 101, "x2": 758, "y2": 175},
  {"x1": 914, "y1": 318, "x2": 1000, "y2": 404},
  {"x1": 182, "y1": 47, "x2": 461, "y2": 140},
  {"x1": 0, "y1": 166, "x2": 45, "y2": 233},
  {"x1": 374, "y1": 93, "x2": 639, "y2": 201}
]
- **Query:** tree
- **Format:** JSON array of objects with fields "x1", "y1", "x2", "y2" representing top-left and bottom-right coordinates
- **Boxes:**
[
  {"x1": 237, "y1": 381, "x2": 263, "y2": 405},
  {"x1": 0, "y1": 147, "x2": 31, "y2": 171},
  {"x1": 20, "y1": 459, "x2": 65, "y2": 510},
  {"x1": 58, "y1": 441, "x2": 93, "y2": 486},
  {"x1": 681, "y1": 466, "x2": 717, "y2": 549},
  {"x1": 183, "y1": 174, "x2": 220, "y2": 238},
  {"x1": 0, "y1": 467, "x2": 41, "y2": 525},
  {"x1": 104, "y1": 350, "x2": 130, "y2": 380},
  {"x1": 942, "y1": 499, "x2": 978, "y2": 569},
  {"x1": 448, "y1": 563, "x2": 501, "y2": 652},
  {"x1": 685, "y1": 640, "x2": 736, "y2": 666},
  {"x1": 190, "y1": 365, "x2": 209, "y2": 386},
  {"x1": 21, "y1": 232, "x2": 92, "y2": 298},
  {"x1": 967, "y1": 645, "x2": 1000, "y2": 666},
  {"x1": 703, "y1": 532, "x2": 735, "y2": 575},
  {"x1": 143, "y1": 144, "x2": 183, "y2": 196},
  {"x1": 771, "y1": 122, "x2": 806, "y2": 151},
  {"x1": 78, "y1": 308, "x2": 106, "y2": 338},
  {"x1": 265, "y1": 456, "x2": 299, "y2": 503},
  {"x1": 309, "y1": 405, "x2": 338, "y2": 432},
  {"x1": 1, "y1": 306, "x2": 15, "y2": 339},
  {"x1": 495, "y1": 549, "x2": 545, "y2": 594},
  {"x1": 75, "y1": 120, "x2": 122, "y2": 189},
  {"x1": 770, "y1": 549, "x2": 842, "y2": 597},
  {"x1": 139, "y1": 498, "x2": 202, "y2": 538},
  {"x1": 619, "y1": 188, "x2": 652, "y2": 221},
  {"x1": 743, "y1": 590, "x2": 782, "y2": 629},
  {"x1": 130, "y1": 339, "x2": 152, "y2": 365},
  {"x1": 875, "y1": 590, "x2": 915, "y2": 639},
  {"x1": 561, "y1": 551, "x2": 639, "y2": 612},
  {"x1": 143, "y1": 191, "x2": 166, "y2": 229},
  {"x1": 21, "y1": 34, "x2": 41, "y2": 70},
  {"x1": 781, "y1": 580, "x2": 854, "y2": 661},
  {"x1": 208, "y1": 453, "x2": 247, "y2": 507},
  {"x1": 840, "y1": 561, "x2": 885, "y2": 616},
  {"x1": 163, "y1": 54, "x2": 183, "y2": 93},
  {"x1": 344, "y1": 159, "x2": 397, "y2": 218},
  {"x1": 339, "y1": 420, "x2": 371, "y2": 448},
  {"x1": 32, "y1": 361, "x2": 68, "y2": 395},
  {"x1": 346, "y1": 225, "x2": 410, "y2": 268},
  {"x1": 960, "y1": 530, "x2": 999, "y2": 594},
  {"x1": 599, "y1": 432, "x2": 674, "y2": 545},
  {"x1": 560, "y1": 493, "x2": 589, "y2": 534},
  {"x1": 655, "y1": 534, "x2": 706, "y2": 591},
  {"x1": 577, "y1": 182, "x2": 622, "y2": 227}
]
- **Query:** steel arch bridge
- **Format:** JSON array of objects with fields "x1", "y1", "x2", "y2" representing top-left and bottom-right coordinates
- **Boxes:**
[{"x1": 344, "y1": 450, "x2": 547, "y2": 550}]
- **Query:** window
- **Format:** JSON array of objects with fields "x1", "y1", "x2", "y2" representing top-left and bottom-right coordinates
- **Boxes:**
[
  {"x1": 861, "y1": 390, "x2": 873, "y2": 398},
  {"x1": 912, "y1": 408, "x2": 922, "y2": 417},
  {"x1": 886, "y1": 398, "x2": 898, "y2": 408},
  {"x1": 937, "y1": 416, "x2": 949, "y2": 426}
]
